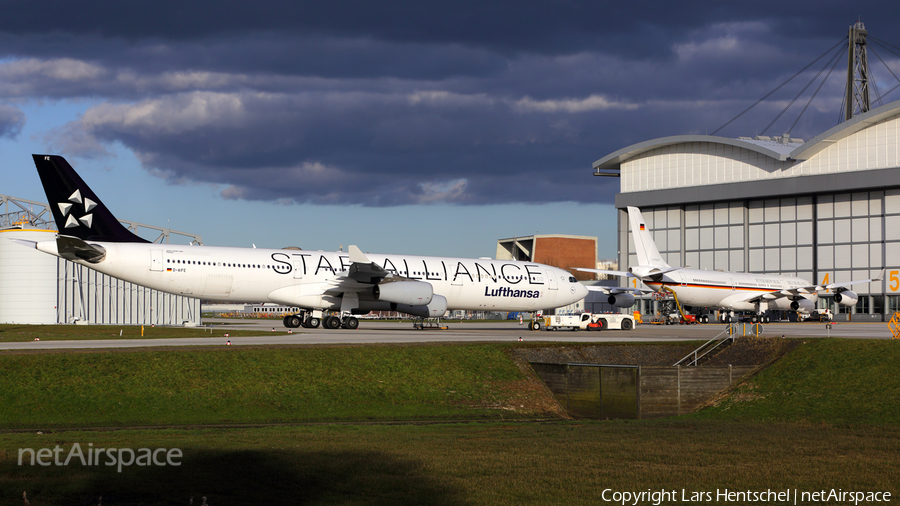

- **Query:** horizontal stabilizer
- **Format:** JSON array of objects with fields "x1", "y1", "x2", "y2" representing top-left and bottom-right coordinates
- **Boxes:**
[
  {"x1": 7, "y1": 238, "x2": 37, "y2": 249},
  {"x1": 56, "y1": 235, "x2": 106, "y2": 263}
]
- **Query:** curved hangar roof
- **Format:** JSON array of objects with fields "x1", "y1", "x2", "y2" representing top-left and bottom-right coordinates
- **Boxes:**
[
  {"x1": 595, "y1": 100, "x2": 900, "y2": 205},
  {"x1": 596, "y1": 99, "x2": 900, "y2": 170}
]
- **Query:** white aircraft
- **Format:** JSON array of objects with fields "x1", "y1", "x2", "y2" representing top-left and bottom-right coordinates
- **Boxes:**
[
  {"x1": 15, "y1": 155, "x2": 588, "y2": 330},
  {"x1": 578, "y1": 206, "x2": 882, "y2": 323}
]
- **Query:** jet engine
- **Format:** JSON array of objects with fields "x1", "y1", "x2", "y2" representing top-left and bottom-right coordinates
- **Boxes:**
[
  {"x1": 834, "y1": 290, "x2": 858, "y2": 306},
  {"x1": 394, "y1": 294, "x2": 448, "y2": 318},
  {"x1": 607, "y1": 293, "x2": 636, "y2": 308},
  {"x1": 790, "y1": 298, "x2": 815, "y2": 312},
  {"x1": 374, "y1": 280, "x2": 433, "y2": 306}
]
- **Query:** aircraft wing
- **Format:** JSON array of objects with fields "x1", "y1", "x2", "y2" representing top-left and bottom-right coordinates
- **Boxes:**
[
  {"x1": 347, "y1": 245, "x2": 392, "y2": 284},
  {"x1": 575, "y1": 268, "x2": 637, "y2": 278},
  {"x1": 576, "y1": 266, "x2": 684, "y2": 279},
  {"x1": 586, "y1": 285, "x2": 654, "y2": 295},
  {"x1": 736, "y1": 270, "x2": 885, "y2": 304},
  {"x1": 824, "y1": 269, "x2": 884, "y2": 290},
  {"x1": 326, "y1": 244, "x2": 424, "y2": 296}
]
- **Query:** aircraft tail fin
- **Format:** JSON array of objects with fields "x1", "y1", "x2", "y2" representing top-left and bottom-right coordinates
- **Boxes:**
[
  {"x1": 32, "y1": 155, "x2": 148, "y2": 243},
  {"x1": 627, "y1": 206, "x2": 670, "y2": 268}
]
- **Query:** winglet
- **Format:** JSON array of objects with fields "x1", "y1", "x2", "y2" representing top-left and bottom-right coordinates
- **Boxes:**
[
  {"x1": 347, "y1": 245, "x2": 391, "y2": 283},
  {"x1": 349, "y1": 244, "x2": 370, "y2": 264}
]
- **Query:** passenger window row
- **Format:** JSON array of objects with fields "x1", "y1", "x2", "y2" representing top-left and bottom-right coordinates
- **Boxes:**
[{"x1": 166, "y1": 259, "x2": 270, "y2": 269}]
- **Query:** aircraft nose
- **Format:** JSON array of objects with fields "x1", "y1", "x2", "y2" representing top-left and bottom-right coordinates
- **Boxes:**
[{"x1": 575, "y1": 281, "x2": 589, "y2": 300}]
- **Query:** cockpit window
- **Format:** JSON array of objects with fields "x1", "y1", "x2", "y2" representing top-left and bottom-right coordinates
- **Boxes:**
[{"x1": 569, "y1": 277, "x2": 577, "y2": 282}]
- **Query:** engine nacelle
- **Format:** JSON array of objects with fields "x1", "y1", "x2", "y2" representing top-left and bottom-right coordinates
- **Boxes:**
[
  {"x1": 374, "y1": 281, "x2": 433, "y2": 306},
  {"x1": 790, "y1": 298, "x2": 815, "y2": 312},
  {"x1": 394, "y1": 294, "x2": 448, "y2": 318},
  {"x1": 834, "y1": 290, "x2": 858, "y2": 307},
  {"x1": 607, "y1": 293, "x2": 636, "y2": 308}
]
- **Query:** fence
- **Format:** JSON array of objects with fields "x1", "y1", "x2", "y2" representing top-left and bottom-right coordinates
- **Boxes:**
[{"x1": 530, "y1": 363, "x2": 757, "y2": 419}]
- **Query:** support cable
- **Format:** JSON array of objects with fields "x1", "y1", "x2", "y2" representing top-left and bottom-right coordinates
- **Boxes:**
[
  {"x1": 838, "y1": 80, "x2": 848, "y2": 125},
  {"x1": 868, "y1": 44, "x2": 900, "y2": 102},
  {"x1": 789, "y1": 46, "x2": 846, "y2": 134},
  {"x1": 762, "y1": 43, "x2": 846, "y2": 136},
  {"x1": 869, "y1": 35, "x2": 900, "y2": 56},
  {"x1": 711, "y1": 37, "x2": 847, "y2": 136}
]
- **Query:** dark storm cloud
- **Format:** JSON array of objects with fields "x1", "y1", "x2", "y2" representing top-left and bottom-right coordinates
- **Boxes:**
[
  {"x1": 3, "y1": 1, "x2": 900, "y2": 206},
  {"x1": 0, "y1": 1, "x2": 894, "y2": 56},
  {"x1": 52, "y1": 89, "x2": 634, "y2": 205}
]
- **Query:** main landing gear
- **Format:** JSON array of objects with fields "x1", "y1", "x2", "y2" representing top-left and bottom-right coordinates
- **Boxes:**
[{"x1": 283, "y1": 311, "x2": 359, "y2": 330}]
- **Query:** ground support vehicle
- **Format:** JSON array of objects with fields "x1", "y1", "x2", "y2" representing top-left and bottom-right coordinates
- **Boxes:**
[
  {"x1": 543, "y1": 313, "x2": 635, "y2": 331},
  {"x1": 802, "y1": 309, "x2": 834, "y2": 322}
]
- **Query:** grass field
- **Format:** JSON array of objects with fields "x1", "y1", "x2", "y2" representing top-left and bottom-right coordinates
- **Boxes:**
[
  {"x1": 1, "y1": 338, "x2": 898, "y2": 505},
  {"x1": 0, "y1": 344, "x2": 553, "y2": 427},
  {"x1": 0, "y1": 324, "x2": 268, "y2": 342},
  {"x1": 2, "y1": 421, "x2": 898, "y2": 505},
  {"x1": 693, "y1": 338, "x2": 900, "y2": 425}
]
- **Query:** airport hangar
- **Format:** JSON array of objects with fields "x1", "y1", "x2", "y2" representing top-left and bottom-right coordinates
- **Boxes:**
[
  {"x1": 593, "y1": 99, "x2": 900, "y2": 322},
  {"x1": 0, "y1": 194, "x2": 201, "y2": 326}
]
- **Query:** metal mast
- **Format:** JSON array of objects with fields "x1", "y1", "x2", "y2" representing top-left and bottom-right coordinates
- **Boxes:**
[{"x1": 845, "y1": 21, "x2": 871, "y2": 121}]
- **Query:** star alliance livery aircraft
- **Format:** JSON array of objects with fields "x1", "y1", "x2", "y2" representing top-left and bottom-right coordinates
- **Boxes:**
[
  {"x1": 578, "y1": 206, "x2": 882, "y2": 323},
  {"x1": 18, "y1": 155, "x2": 588, "y2": 330}
]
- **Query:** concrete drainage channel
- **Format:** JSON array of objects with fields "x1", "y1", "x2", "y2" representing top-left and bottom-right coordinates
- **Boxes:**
[
  {"x1": 529, "y1": 362, "x2": 758, "y2": 419},
  {"x1": 514, "y1": 338, "x2": 799, "y2": 419}
]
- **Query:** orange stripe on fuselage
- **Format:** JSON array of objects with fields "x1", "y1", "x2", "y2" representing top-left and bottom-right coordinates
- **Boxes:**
[{"x1": 645, "y1": 281, "x2": 783, "y2": 292}]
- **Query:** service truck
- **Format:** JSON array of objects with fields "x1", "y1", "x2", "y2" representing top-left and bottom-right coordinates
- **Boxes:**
[{"x1": 543, "y1": 313, "x2": 635, "y2": 331}]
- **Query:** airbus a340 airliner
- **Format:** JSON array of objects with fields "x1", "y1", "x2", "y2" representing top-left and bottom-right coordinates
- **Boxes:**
[
  {"x1": 16, "y1": 155, "x2": 588, "y2": 329},
  {"x1": 578, "y1": 206, "x2": 882, "y2": 323}
]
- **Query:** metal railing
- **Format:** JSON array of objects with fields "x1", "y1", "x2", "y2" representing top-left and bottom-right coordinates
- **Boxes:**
[{"x1": 674, "y1": 325, "x2": 738, "y2": 367}]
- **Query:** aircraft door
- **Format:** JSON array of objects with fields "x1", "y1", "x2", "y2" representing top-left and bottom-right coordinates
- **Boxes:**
[
  {"x1": 729, "y1": 278, "x2": 735, "y2": 291},
  {"x1": 293, "y1": 258, "x2": 304, "y2": 279},
  {"x1": 451, "y1": 262, "x2": 466, "y2": 286},
  {"x1": 679, "y1": 272, "x2": 687, "y2": 287},
  {"x1": 150, "y1": 249, "x2": 163, "y2": 271},
  {"x1": 548, "y1": 272, "x2": 558, "y2": 290}
]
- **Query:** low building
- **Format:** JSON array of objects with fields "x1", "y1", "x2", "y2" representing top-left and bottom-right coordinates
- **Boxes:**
[{"x1": 496, "y1": 234, "x2": 597, "y2": 281}]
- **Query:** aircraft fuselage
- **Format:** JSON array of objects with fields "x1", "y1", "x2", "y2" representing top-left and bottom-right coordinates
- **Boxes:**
[
  {"x1": 643, "y1": 268, "x2": 814, "y2": 310},
  {"x1": 36, "y1": 240, "x2": 587, "y2": 312}
]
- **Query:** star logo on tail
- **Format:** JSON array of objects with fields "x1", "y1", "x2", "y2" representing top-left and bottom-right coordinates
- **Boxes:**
[{"x1": 58, "y1": 189, "x2": 97, "y2": 229}]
